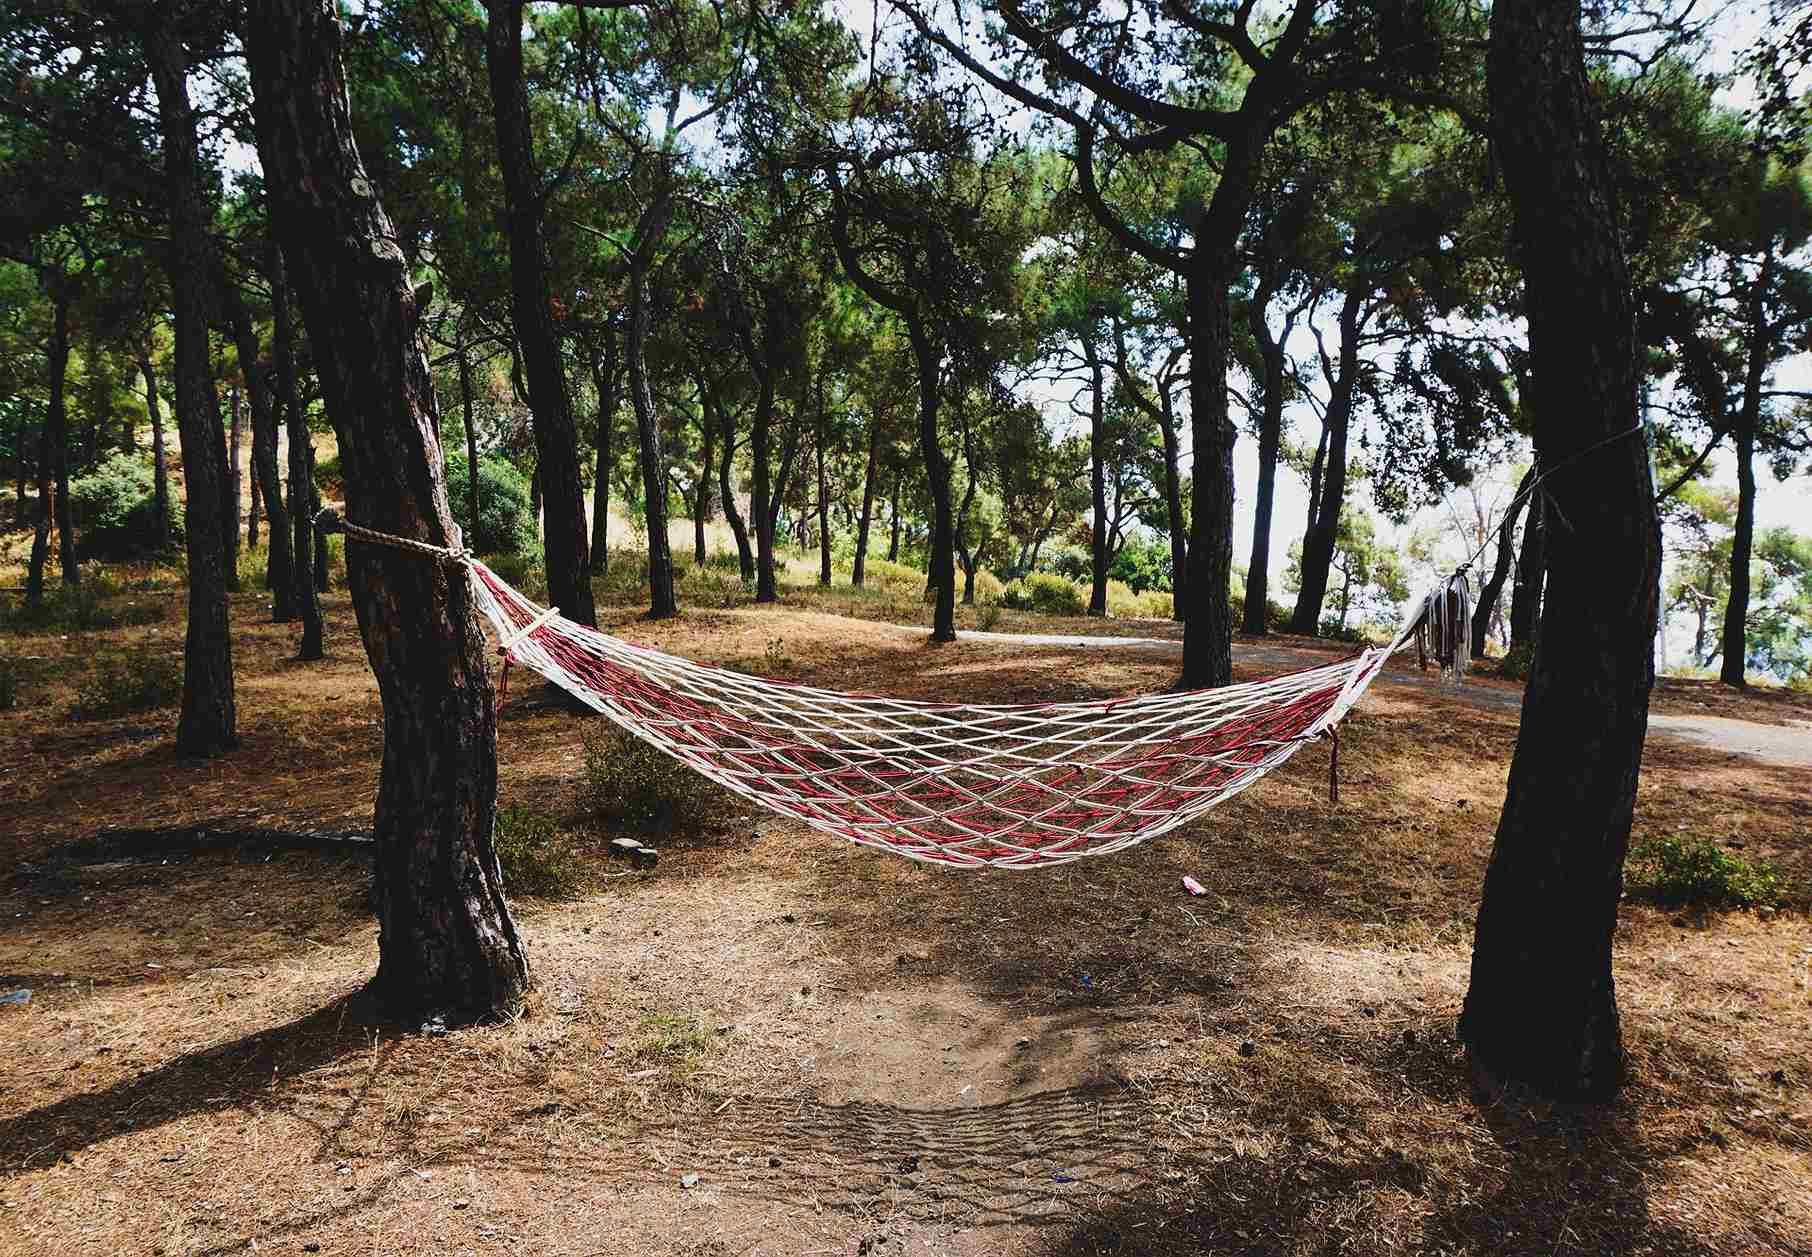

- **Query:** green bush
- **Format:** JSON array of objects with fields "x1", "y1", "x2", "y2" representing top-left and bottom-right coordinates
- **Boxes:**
[
  {"x1": 1625, "y1": 835, "x2": 1784, "y2": 910},
  {"x1": 1003, "y1": 571, "x2": 1086, "y2": 616},
  {"x1": 581, "y1": 723, "x2": 726, "y2": 836},
  {"x1": 69, "y1": 453, "x2": 182, "y2": 560},
  {"x1": 485, "y1": 549, "x2": 547, "y2": 601},
  {"x1": 972, "y1": 568, "x2": 1005, "y2": 605},
  {"x1": 72, "y1": 639, "x2": 182, "y2": 720},
  {"x1": 492, "y1": 805, "x2": 590, "y2": 898},
  {"x1": 1105, "y1": 579, "x2": 1172, "y2": 619},
  {"x1": 446, "y1": 453, "x2": 537, "y2": 556},
  {"x1": 1108, "y1": 536, "x2": 1174, "y2": 592},
  {"x1": 1317, "y1": 616, "x2": 1367, "y2": 644},
  {"x1": 1499, "y1": 640, "x2": 1536, "y2": 681},
  {"x1": 855, "y1": 557, "x2": 927, "y2": 596},
  {"x1": 975, "y1": 601, "x2": 1004, "y2": 632}
]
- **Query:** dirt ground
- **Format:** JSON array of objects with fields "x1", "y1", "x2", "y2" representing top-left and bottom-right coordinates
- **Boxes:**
[{"x1": 1, "y1": 560, "x2": 1809, "y2": 1257}]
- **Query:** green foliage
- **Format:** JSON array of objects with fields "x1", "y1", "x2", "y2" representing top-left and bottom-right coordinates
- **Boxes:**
[
  {"x1": 1108, "y1": 536, "x2": 1173, "y2": 592},
  {"x1": 1625, "y1": 835, "x2": 1785, "y2": 910},
  {"x1": 1229, "y1": 594, "x2": 1292, "y2": 632},
  {"x1": 1106, "y1": 579, "x2": 1171, "y2": 619},
  {"x1": 68, "y1": 452, "x2": 180, "y2": 559},
  {"x1": 71, "y1": 638, "x2": 181, "y2": 720},
  {"x1": 491, "y1": 805, "x2": 590, "y2": 898},
  {"x1": 486, "y1": 550, "x2": 547, "y2": 601},
  {"x1": 1003, "y1": 571, "x2": 1086, "y2": 615},
  {"x1": 1317, "y1": 616, "x2": 1367, "y2": 644},
  {"x1": 853, "y1": 557, "x2": 927, "y2": 595},
  {"x1": 971, "y1": 568, "x2": 1006, "y2": 605},
  {"x1": 581, "y1": 723, "x2": 725, "y2": 837},
  {"x1": 445, "y1": 453, "x2": 536, "y2": 556},
  {"x1": 1499, "y1": 640, "x2": 1536, "y2": 681},
  {"x1": 976, "y1": 601, "x2": 1004, "y2": 631}
]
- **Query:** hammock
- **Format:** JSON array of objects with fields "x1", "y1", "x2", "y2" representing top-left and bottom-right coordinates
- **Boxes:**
[{"x1": 463, "y1": 557, "x2": 1473, "y2": 870}]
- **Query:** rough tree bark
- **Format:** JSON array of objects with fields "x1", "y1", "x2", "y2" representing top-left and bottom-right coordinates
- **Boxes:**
[
  {"x1": 1508, "y1": 492, "x2": 1545, "y2": 652},
  {"x1": 589, "y1": 330, "x2": 618, "y2": 574},
  {"x1": 244, "y1": 0, "x2": 530, "y2": 1025},
  {"x1": 853, "y1": 425, "x2": 878, "y2": 586},
  {"x1": 46, "y1": 280, "x2": 77, "y2": 589},
  {"x1": 625, "y1": 195, "x2": 677, "y2": 619},
  {"x1": 481, "y1": 0, "x2": 596, "y2": 626},
  {"x1": 1084, "y1": 335, "x2": 1108, "y2": 617},
  {"x1": 138, "y1": 345, "x2": 171, "y2": 553},
  {"x1": 1458, "y1": 0, "x2": 1661, "y2": 1102},
  {"x1": 1719, "y1": 249, "x2": 1771, "y2": 689},
  {"x1": 146, "y1": 24, "x2": 237, "y2": 757},
  {"x1": 1243, "y1": 278, "x2": 1295, "y2": 635},
  {"x1": 1290, "y1": 287, "x2": 1362, "y2": 635}
]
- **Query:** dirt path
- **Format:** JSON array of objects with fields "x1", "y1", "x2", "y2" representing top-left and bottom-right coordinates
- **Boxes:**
[{"x1": 952, "y1": 626, "x2": 1812, "y2": 769}]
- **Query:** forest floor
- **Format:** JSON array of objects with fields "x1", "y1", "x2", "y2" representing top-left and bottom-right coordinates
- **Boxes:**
[{"x1": 1, "y1": 557, "x2": 1809, "y2": 1257}]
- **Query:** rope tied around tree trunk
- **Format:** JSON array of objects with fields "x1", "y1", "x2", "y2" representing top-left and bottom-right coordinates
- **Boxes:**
[{"x1": 314, "y1": 506, "x2": 470, "y2": 568}]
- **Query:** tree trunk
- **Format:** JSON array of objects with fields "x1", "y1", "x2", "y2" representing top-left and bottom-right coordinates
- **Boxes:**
[
  {"x1": 147, "y1": 27, "x2": 237, "y2": 758},
  {"x1": 27, "y1": 288, "x2": 69, "y2": 605},
  {"x1": 1158, "y1": 391, "x2": 1187, "y2": 622},
  {"x1": 853, "y1": 426, "x2": 878, "y2": 586},
  {"x1": 749, "y1": 359, "x2": 780, "y2": 602},
  {"x1": 139, "y1": 347, "x2": 171, "y2": 552},
  {"x1": 230, "y1": 266, "x2": 297, "y2": 615},
  {"x1": 1244, "y1": 288, "x2": 1289, "y2": 635},
  {"x1": 1459, "y1": 0, "x2": 1660, "y2": 1103},
  {"x1": 246, "y1": 0, "x2": 529, "y2": 1025},
  {"x1": 270, "y1": 246, "x2": 323, "y2": 657},
  {"x1": 711, "y1": 390, "x2": 754, "y2": 581},
  {"x1": 1472, "y1": 470, "x2": 1534, "y2": 657},
  {"x1": 457, "y1": 341, "x2": 482, "y2": 551},
  {"x1": 626, "y1": 201, "x2": 677, "y2": 621},
  {"x1": 248, "y1": 455, "x2": 261, "y2": 549},
  {"x1": 226, "y1": 387, "x2": 246, "y2": 586},
  {"x1": 888, "y1": 473, "x2": 902, "y2": 563},
  {"x1": 45, "y1": 282, "x2": 76, "y2": 588},
  {"x1": 482, "y1": 0, "x2": 595, "y2": 626},
  {"x1": 1085, "y1": 335, "x2": 1109, "y2": 617},
  {"x1": 1291, "y1": 287, "x2": 1362, "y2": 635},
  {"x1": 815, "y1": 409, "x2": 831, "y2": 586},
  {"x1": 1719, "y1": 249, "x2": 1770, "y2": 688},
  {"x1": 1179, "y1": 242, "x2": 1239, "y2": 687},
  {"x1": 696, "y1": 404, "x2": 714, "y2": 565},
  {"x1": 1508, "y1": 492, "x2": 1545, "y2": 651},
  {"x1": 906, "y1": 318, "x2": 955, "y2": 641},
  {"x1": 589, "y1": 331, "x2": 618, "y2": 574}
]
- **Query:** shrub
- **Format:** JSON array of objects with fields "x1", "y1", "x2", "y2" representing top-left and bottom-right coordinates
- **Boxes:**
[
  {"x1": 1498, "y1": 640, "x2": 1536, "y2": 681},
  {"x1": 581, "y1": 723, "x2": 726, "y2": 836},
  {"x1": 1003, "y1": 571, "x2": 1086, "y2": 616},
  {"x1": 975, "y1": 601, "x2": 1003, "y2": 632},
  {"x1": 1106, "y1": 579, "x2": 1173, "y2": 619},
  {"x1": 69, "y1": 453, "x2": 182, "y2": 560},
  {"x1": 492, "y1": 805, "x2": 590, "y2": 897},
  {"x1": 1625, "y1": 835, "x2": 1784, "y2": 910},
  {"x1": 972, "y1": 568, "x2": 1005, "y2": 605},
  {"x1": 485, "y1": 549, "x2": 547, "y2": 601},
  {"x1": 72, "y1": 638, "x2": 182, "y2": 720},
  {"x1": 1108, "y1": 537, "x2": 1173, "y2": 593},
  {"x1": 1317, "y1": 616, "x2": 1367, "y2": 644},
  {"x1": 856, "y1": 557, "x2": 926, "y2": 596},
  {"x1": 445, "y1": 453, "x2": 537, "y2": 555}
]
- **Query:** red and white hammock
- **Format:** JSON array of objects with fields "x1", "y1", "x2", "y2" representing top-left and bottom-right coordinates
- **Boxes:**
[{"x1": 466, "y1": 560, "x2": 1471, "y2": 870}]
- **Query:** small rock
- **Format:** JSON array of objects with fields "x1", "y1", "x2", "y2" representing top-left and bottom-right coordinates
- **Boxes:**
[
  {"x1": 679, "y1": 1172, "x2": 701, "y2": 1190},
  {"x1": 1362, "y1": 1007, "x2": 1376, "y2": 1018},
  {"x1": 304, "y1": 1244, "x2": 321, "y2": 1253},
  {"x1": 1771, "y1": 1070, "x2": 1787, "y2": 1085},
  {"x1": 419, "y1": 1015, "x2": 449, "y2": 1037},
  {"x1": 1238, "y1": 1040, "x2": 1257, "y2": 1058},
  {"x1": 452, "y1": 1197, "x2": 469, "y2": 1209},
  {"x1": 768, "y1": 1155, "x2": 782, "y2": 1168},
  {"x1": 335, "y1": 1165, "x2": 351, "y2": 1175}
]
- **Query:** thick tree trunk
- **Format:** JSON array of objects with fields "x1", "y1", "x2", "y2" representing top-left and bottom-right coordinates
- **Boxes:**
[
  {"x1": 1085, "y1": 336, "x2": 1108, "y2": 617},
  {"x1": 1179, "y1": 245, "x2": 1238, "y2": 687},
  {"x1": 147, "y1": 29, "x2": 237, "y2": 758},
  {"x1": 1472, "y1": 470, "x2": 1534, "y2": 657},
  {"x1": 589, "y1": 332, "x2": 618, "y2": 574},
  {"x1": 853, "y1": 426, "x2": 878, "y2": 586},
  {"x1": 1291, "y1": 287, "x2": 1362, "y2": 635},
  {"x1": 482, "y1": 0, "x2": 595, "y2": 626},
  {"x1": 246, "y1": 0, "x2": 529, "y2": 1025},
  {"x1": 625, "y1": 202, "x2": 677, "y2": 620},
  {"x1": 1244, "y1": 285, "x2": 1287, "y2": 635},
  {"x1": 139, "y1": 348, "x2": 171, "y2": 552},
  {"x1": 1458, "y1": 0, "x2": 1660, "y2": 1103}
]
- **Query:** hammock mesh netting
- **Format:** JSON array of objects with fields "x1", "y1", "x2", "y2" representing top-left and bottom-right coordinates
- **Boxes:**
[{"x1": 466, "y1": 561, "x2": 1470, "y2": 869}]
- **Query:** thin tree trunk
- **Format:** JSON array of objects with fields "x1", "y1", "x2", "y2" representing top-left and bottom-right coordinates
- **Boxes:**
[
  {"x1": 1085, "y1": 335, "x2": 1108, "y2": 617},
  {"x1": 46, "y1": 282, "x2": 76, "y2": 588},
  {"x1": 271, "y1": 245, "x2": 323, "y2": 657},
  {"x1": 853, "y1": 426, "x2": 878, "y2": 586},
  {"x1": 246, "y1": 0, "x2": 528, "y2": 1024},
  {"x1": 1472, "y1": 470, "x2": 1534, "y2": 657},
  {"x1": 26, "y1": 405, "x2": 51, "y2": 605},
  {"x1": 815, "y1": 407, "x2": 831, "y2": 586},
  {"x1": 227, "y1": 387, "x2": 245, "y2": 583},
  {"x1": 626, "y1": 195, "x2": 677, "y2": 619},
  {"x1": 147, "y1": 26, "x2": 236, "y2": 757},
  {"x1": 589, "y1": 330, "x2": 618, "y2": 574},
  {"x1": 139, "y1": 347, "x2": 171, "y2": 552},
  {"x1": 708, "y1": 388, "x2": 754, "y2": 581},
  {"x1": 696, "y1": 405, "x2": 714, "y2": 565},
  {"x1": 248, "y1": 455, "x2": 261, "y2": 548},
  {"x1": 228, "y1": 259, "x2": 297, "y2": 614},
  {"x1": 1459, "y1": 0, "x2": 1660, "y2": 1102},
  {"x1": 888, "y1": 472, "x2": 901, "y2": 563},
  {"x1": 1508, "y1": 492, "x2": 1545, "y2": 651},
  {"x1": 1244, "y1": 282, "x2": 1288, "y2": 635},
  {"x1": 1291, "y1": 288, "x2": 1362, "y2": 635},
  {"x1": 457, "y1": 340, "x2": 481, "y2": 550},
  {"x1": 482, "y1": 0, "x2": 595, "y2": 626},
  {"x1": 1719, "y1": 248, "x2": 1771, "y2": 688}
]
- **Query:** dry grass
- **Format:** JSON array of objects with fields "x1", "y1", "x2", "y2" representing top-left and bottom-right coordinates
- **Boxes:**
[{"x1": 0, "y1": 542, "x2": 1808, "y2": 1256}]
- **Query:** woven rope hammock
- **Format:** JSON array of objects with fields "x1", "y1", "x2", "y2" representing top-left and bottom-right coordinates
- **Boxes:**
[{"x1": 444, "y1": 548, "x2": 1474, "y2": 870}]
